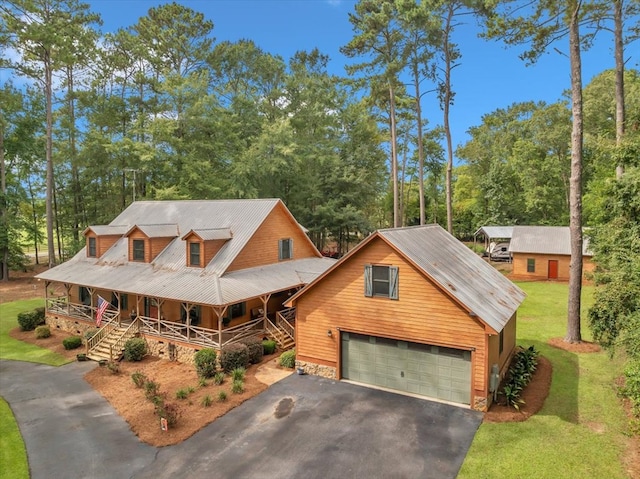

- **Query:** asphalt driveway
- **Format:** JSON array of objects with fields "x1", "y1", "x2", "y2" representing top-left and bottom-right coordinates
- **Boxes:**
[{"x1": 0, "y1": 360, "x2": 482, "y2": 479}]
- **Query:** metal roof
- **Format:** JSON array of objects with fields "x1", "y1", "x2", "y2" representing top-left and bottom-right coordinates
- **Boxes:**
[
  {"x1": 127, "y1": 224, "x2": 179, "y2": 238},
  {"x1": 474, "y1": 226, "x2": 514, "y2": 240},
  {"x1": 291, "y1": 225, "x2": 525, "y2": 333},
  {"x1": 509, "y1": 226, "x2": 592, "y2": 256},
  {"x1": 182, "y1": 228, "x2": 233, "y2": 241},
  {"x1": 37, "y1": 199, "x2": 330, "y2": 306},
  {"x1": 84, "y1": 225, "x2": 129, "y2": 236}
]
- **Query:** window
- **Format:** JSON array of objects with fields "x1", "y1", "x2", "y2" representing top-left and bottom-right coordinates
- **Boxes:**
[
  {"x1": 364, "y1": 265, "x2": 399, "y2": 300},
  {"x1": 224, "y1": 302, "x2": 246, "y2": 325},
  {"x1": 87, "y1": 237, "x2": 97, "y2": 257},
  {"x1": 79, "y1": 286, "x2": 90, "y2": 305},
  {"x1": 499, "y1": 330, "x2": 504, "y2": 355},
  {"x1": 111, "y1": 293, "x2": 128, "y2": 311},
  {"x1": 278, "y1": 238, "x2": 293, "y2": 260},
  {"x1": 132, "y1": 239, "x2": 145, "y2": 261},
  {"x1": 181, "y1": 304, "x2": 201, "y2": 326},
  {"x1": 527, "y1": 258, "x2": 535, "y2": 273},
  {"x1": 189, "y1": 242, "x2": 201, "y2": 267}
]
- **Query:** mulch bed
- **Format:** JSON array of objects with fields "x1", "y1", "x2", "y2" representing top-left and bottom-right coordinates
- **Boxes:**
[{"x1": 548, "y1": 337, "x2": 601, "y2": 353}]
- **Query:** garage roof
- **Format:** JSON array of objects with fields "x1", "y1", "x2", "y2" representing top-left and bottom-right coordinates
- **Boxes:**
[
  {"x1": 473, "y1": 226, "x2": 514, "y2": 240},
  {"x1": 510, "y1": 226, "x2": 592, "y2": 256}
]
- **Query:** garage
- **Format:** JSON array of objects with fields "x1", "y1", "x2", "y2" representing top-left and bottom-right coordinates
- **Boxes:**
[{"x1": 341, "y1": 332, "x2": 472, "y2": 405}]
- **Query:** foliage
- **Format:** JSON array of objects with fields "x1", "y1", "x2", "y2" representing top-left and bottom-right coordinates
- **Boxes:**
[
  {"x1": 213, "y1": 372, "x2": 225, "y2": 385},
  {"x1": 131, "y1": 371, "x2": 148, "y2": 388},
  {"x1": 155, "y1": 401, "x2": 182, "y2": 427},
  {"x1": 143, "y1": 380, "x2": 161, "y2": 401},
  {"x1": 193, "y1": 348, "x2": 217, "y2": 378},
  {"x1": 198, "y1": 377, "x2": 207, "y2": 388},
  {"x1": 278, "y1": 349, "x2": 296, "y2": 369},
  {"x1": 231, "y1": 379, "x2": 244, "y2": 394},
  {"x1": 123, "y1": 338, "x2": 147, "y2": 361},
  {"x1": 262, "y1": 339, "x2": 277, "y2": 355},
  {"x1": 34, "y1": 325, "x2": 50, "y2": 339},
  {"x1": 175, "y1": 388, "x2": 189, "y2": 400},
  {"x1": 0, "y1": 397, "x2": 29, "y2": 479},
  {"x1": 106, "y1": 360, "x2": 120, "y2": 374},
  {"x1": 201, "y1": 395, "x2": 213, "y2": 407},
  {"x1": 242, "y1": 337, "x2": 263, "y2": 364},
  {"x1": 217, "y1": 391, "x2": 227, "y2": 402},
  {"x1": 231, "y1": 367, "x2": 246, "y2": 381},
  {"x1": 220, "y1": 343, "x2": 250, "y2": 372},
  {"x1": 16, "y1": 308, "x2": 45, "y2": 331},
  {"x1": 84, "y1": 328, "x2": 99, "y2": 341},
  {"x1": 62, "y1": 336, "x2": 82, "y2": 350},
  {"x1": 500, "y1": 346, "x2": 539, "y2": 410}
]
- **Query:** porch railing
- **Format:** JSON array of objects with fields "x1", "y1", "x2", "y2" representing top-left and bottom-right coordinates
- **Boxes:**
[
  {"x1": 275, "y1": 307, "x2": 295, "y2": 341},
  {"x1": 108, "y1": 319, "x2": 140, "y2": 361},
  {"x1": 220, "y1": 317, "x2": 264, "y2": 348},
  {"x1": 138, "y1": 316, "x2": 222, "y2": 348},
  {"x1": 86, "y1": 320, "x2": 118, "y2": 354},
  {"x1": 47, "y1": 298, "x2": 120, "y2": 324}
]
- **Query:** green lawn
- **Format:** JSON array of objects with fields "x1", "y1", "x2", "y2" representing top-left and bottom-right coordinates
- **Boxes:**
[
  {"x1": 459, "y1": 282, "x2": 631, "y2": 479},
  {"x1": 0, "y1": 299, "x2": 70, "y2": 366},
  {"x1": 0, "y1": 397, "x2": 29, "y2": 479}
]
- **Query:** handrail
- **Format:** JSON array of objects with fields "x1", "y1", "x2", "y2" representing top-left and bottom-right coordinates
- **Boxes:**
[
  {"x1": 275, "y1": 310, "x2": 295, "y2": 341},
  {"x1": 86, "y1": 321, "x2": 117, "y2": 353},
  {"x1": 109, "y1": 318, "x2": 140, "y2": 361},
  {"x1": 220, "y1": 317, "x2": 263, "y2": 348}
]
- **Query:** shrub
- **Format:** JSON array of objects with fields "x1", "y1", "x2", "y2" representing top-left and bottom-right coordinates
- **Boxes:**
[
  {"x1": 262, "y1": 339, "x2": 277, "y2": 355},
  {"x1": 242, "y1": 337, "x2": 264, "y2": 364},
  {"x1": 155, "y1": 401, "x2": 181, "y2": 427},
  {"x1": 62, "y1": 336, "x2": 82, "y2": 350},
  {"x1": 175, "y1": 388, "x2": 189, "y2": 400},
  {"x1": 220, "y1": 343, "x2": 250, "y2": 372},
  {"x1": 144, "y1": 380, "x2": 161, "y2": 401},
  {"x1": 194, "y1": 348, "x2": 217, "y2": 378},
  {"x1": 278, "y1": 348, "x2": 296, "y2": 369},
  {"x1": 500, "y1": 345, "x2": 539, "y2": 409},
  {"x1": 198, "y1": 377, "x2": 208, "y2": 388},
  {"x1": 187, "y1": 386, "x2": 196, "y2": 394},
  {"x1": 201, "y1": 395, "x2": 213, "y2": 407},
  {"x1": 213, "y1": 372, "x2": 225, "y2": 385},
  {"x1": 106, "y1": 361, "x2": 120, "y2": 374},
  {"x1": 231, "y1": 367, "x2": 246, "y2": 381},
  {"x1": 17, "y1": 308, "x2": 46, "y2": 331},
  {"x1": 35, "y1": 325, "x2": 51, "y2": 339},
  {"x1": 217, "y1": 391, "x2": 227, "y2": 402},
  {"x1": 123, "y1": 337, "x2": 147, "y2": 361},
  {"x1": 231, "y1": 380, "x2": 244, "y2": 394},
  {"x1": 131, "y1": 371, "x2": 148, "y2": 388},
  {"x1": 84, "y1": 328, "x2": 100, "y2": 341}
]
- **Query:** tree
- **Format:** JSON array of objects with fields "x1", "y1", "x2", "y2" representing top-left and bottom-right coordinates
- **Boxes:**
[
  {"x1": 483, "y1": 0, "x2": 606, "y2": 343},
  {"x1": 1, "y1": 0, "x2": 101, "y2": 267}
]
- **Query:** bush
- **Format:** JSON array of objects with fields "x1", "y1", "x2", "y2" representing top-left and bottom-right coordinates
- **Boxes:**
[
  {"x1": 194, "y1": 348, "x2": 217, "y2": 378},
  {"x1": 35, "y1": 325, "x2": 51, "y2": 339},
  {"x1": 278, "y1": 348, "x2": 296, "y2": 368},
  {"x1": 123, "y1": 337, "x2": 147, "y2": 361},
  {"x1": 262, "y1": 339, "x2": 277, "y2": 355},
  {"x1": 106, "y1": 361, "x2": 120, "y2": 374},
  {"x1": 17, "y1": 308, "x2": 46, "y2": 331},
  {"x1": 198, "y1": 377, "x2": 208, "y2": 388},
  {"x1": 231, "y1": 367, "x2": 246, "y2": 381},
  {"x1": 220, "y1": 343, "x2": 250, "y2": 372},
  {"x1": 201, "y1": 395, "x2": 213, "y2": 407},
  {"x1": 231, "y1": 379, "x2": 244, "y2": 394},
  {"x1": 213, "y1": 372, "x2": 225, "y2": 385},
  {"x1": 144, "y1": 380, "x2": 161, "y2": 401},
  {"x1": 217, "y1": 391, "x2": 227, "y2": 402},
  {"x1": 155, "y1": 401, "x2": 181, "y2": 427},
  {"x1": 175, "y1": 388, "x2": 189, "y2": 400},
  {"x1": 131, "y1": 371, "x2": 148, "y2": 388},
  {"x1": 500, "y1": 345, "x2": 539, "y2": 409},
  {"x1": 62, "y1": 336, "x2": 82, "y2": 350},
  {"x1": 242, "y1": 337, "x2": 264, "y2": 364},
  {"x1": 84, "y1": 328, "x2": 100, "y2": 341}
]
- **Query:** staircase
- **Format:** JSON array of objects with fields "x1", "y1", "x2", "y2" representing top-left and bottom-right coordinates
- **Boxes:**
[
  {"x1": 87, "y1": 324, "x2": 138, "y2": 362},
  {"x1": 267, "y1": 327, "x2": 295, "y2": 351}
]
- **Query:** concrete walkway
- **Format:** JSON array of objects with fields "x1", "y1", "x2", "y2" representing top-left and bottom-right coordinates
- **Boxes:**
[{"x1": 1, "y1": 359, "x2": 482, "y2": 479}]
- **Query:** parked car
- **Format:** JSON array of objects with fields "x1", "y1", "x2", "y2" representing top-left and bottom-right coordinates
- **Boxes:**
[{"x1": 489, "y1": 242, "x2": 511, "y2": 262}]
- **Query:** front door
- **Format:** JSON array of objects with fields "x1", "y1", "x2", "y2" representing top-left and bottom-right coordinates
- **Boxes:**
[{"x1": 548, "y1": 260, "x2": 559, "y2": 279}]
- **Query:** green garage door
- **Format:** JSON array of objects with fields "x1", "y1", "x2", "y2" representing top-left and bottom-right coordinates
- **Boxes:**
[{"x1": 341, "y1": 332, "x2": 471, "y2": 405}]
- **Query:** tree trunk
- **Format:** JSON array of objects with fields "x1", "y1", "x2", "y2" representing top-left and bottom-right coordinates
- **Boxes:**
[
  {"x1": 443, "y1": 5, "x2": 454, "y2": 235},
  {"x1": 413, "y1": 64, "x2": 426, "y2": 226},
  {"x1": 389, "y1": 84, "x2": 400, "y2": 228},
  {"x1": 0, "y1": 126, "x2": 8, "y2": 282},
  {"x1": 614, "y1": 0, "x2": 625, "y2": 179},
  {"x1": 45, "y1": 54, "x2": 56, "y2": 268},
  {"x1": 565, "y1": 2, "x2": 584, "y2": 344}
]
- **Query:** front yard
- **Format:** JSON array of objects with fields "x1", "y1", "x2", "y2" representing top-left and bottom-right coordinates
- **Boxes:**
[{"x1": 459, "y1": 282, "x2": 637, "y2": 478}]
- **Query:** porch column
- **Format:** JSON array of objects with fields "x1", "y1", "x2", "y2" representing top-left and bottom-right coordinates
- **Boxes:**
[
  {"x1": 65, "y1": 283, "x2": 71, "y2": 315},
  {"x1": 260, "y1": 294, "x2": 271, "y2": 330},
  {"x1": 115, "y1": 292, "x2": 121, "y2": 326},
  {"x1": 214, "y1": 306, "x2": 228, "y2": 352}
]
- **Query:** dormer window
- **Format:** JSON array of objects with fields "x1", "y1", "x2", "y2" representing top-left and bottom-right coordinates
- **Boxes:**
[
  {"x1": 279, "y1": 238, "x2": 293, "y2": 260},
  {"x1": 132, "y1": 239, "x2": 145, "y2": 261},
  {"x1": 87, "y1": 237, "x2": 97, "y2": 257},
  {"x1": 189, "y1": 242, "x2": 201, "y2": 267}
]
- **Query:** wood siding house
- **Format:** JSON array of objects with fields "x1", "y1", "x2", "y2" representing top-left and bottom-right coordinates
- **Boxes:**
[
  {"x1": 286, "y1": 225, "x2": 526, "y2": 411},
  {"x1": 37, "y1": 199, "x2": 335, "y2": 362},
  {"x1": 509, "y1": 226, "x2": 594, "y2": 281}
]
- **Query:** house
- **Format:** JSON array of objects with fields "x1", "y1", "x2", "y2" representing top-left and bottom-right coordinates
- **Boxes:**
[
  {"x1": 285, "y1": 225, "x2": 526, "y2": 411},
  {"x1": 509, "y1": 225, "x2": 594, "y2": 281},
  {"x1": 36, "y1": 199, "x2": 335, "y2": 362}
]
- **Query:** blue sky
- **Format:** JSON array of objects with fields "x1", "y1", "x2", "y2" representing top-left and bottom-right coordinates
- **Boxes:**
[{"x1": 54, "y1": 1, "x2": 640, "y2": 152}]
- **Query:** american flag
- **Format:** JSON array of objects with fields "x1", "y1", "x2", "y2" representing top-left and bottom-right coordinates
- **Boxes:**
[{"x1": 96, "y1": 296, "x2": 109, "y2": 327}]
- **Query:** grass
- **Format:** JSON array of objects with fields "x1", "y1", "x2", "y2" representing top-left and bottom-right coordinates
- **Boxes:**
[
  {"x1": 0, "y1": 397, "x2": 29, "y2": 479},
  {"x1": 458, "y1": 282, "x2": 631, "y2": 479},
  {"x1": 0, "y1": 299, "x2": 70, "y2": 366}
]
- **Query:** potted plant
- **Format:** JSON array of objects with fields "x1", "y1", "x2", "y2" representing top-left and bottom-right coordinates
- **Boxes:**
[{"x1": 76, "y1": 353, "x2": 87, "y2": 361}]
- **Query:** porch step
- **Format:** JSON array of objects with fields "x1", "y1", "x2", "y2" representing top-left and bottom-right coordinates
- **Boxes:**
[
  {"x1": 267, "y1": 329, "x2": 295, "y2": 351},
  {"x1": 87, "y1": 326, "x2": 131, "y2": 362}
]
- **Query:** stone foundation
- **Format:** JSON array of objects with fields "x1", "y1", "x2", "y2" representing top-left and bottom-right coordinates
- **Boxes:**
[
  {"x1": 46, "y1": 314, "x2": 94, "y2": 337},
  {"x1": 143, "y1": 336, "x2": 197, "y2": 364},
  {"x1": 295, "y1": 360, "x2": 336, "y2": 379},
  {"x1": 473, "y1": 396, "x2": 488, "y2": 412}
]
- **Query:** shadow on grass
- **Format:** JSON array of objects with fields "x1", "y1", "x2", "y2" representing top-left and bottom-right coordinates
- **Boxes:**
[{"x1": 520, "y1": 339, "x2": 579, "y2": 424}]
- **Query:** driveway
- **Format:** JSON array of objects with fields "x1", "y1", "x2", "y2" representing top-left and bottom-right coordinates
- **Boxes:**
[{"x1": 0, "y1": 360, "x2": 482, "y2": 479}]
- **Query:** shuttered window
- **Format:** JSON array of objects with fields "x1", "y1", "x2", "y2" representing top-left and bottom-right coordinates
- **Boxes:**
[
  {"x1": 87, "y1": 237, "x2": 97, "y2": 257},
  {"x1": 279, "y1": 238, "x2": 293, "y2": 260},
  {"x1": 364, "y1": 265, "x2": 399, "y2": 300}
]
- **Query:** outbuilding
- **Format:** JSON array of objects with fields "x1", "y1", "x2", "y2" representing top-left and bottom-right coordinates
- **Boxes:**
[{"x1": 286, "y1": 225, "x2": 526, "y2": 411}]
